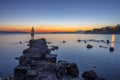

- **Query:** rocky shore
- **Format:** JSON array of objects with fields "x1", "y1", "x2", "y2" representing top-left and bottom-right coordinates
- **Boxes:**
[{"x1": 1, "y1": 38, "x2": 105, "y2": 80}]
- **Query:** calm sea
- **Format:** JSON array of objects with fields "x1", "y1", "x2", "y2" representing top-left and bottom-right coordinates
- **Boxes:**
[{"x1": 0, "y1": 33, "x2": 120, "y2": 80}]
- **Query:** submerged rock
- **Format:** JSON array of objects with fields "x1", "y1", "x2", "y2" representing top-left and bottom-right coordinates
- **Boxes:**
[
  {"x1": 77, "y1": 39, "x2": 81, "y2": 42},
  {"x1": 50, "y1": 46, "x2": 59, "y2": 51},
  {"x1": 84, "y1": 41, "x2": 87, "y2": 43},
  {"x1": 63, "y1": 41, "x2": 66, "y2": 43},
  {"x1": 14, "y1": 57, "x2": 19, "y2": 60},
  {"x1": 106, "y1": 40, "x2": 110, "y2": 44},
  {"x1": 99, "y1": 45, "x2": 107, "y2": 48},
  {"x1": 87, "y1": 44, "x2": 93, "y2": 49}
]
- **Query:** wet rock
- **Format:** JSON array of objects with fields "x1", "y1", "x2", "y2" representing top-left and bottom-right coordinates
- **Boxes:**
[
  {"x1": 14, "y1": 65, "x2": 27, "y2": 80},
  {"x1": 99, "y1": 45, "x2": 107, "y2": 48},
  {"x1": 84, "y1": 41, "x2": 87, "y2": 43},
  {"x1": 66, "y1": 63, "x2": 79, "y2": 77},
  {"x1": 57, "y1": 60, "x2": 79, "y2": 78},
  {"x1": 14, "y1": 57, "x2": 19, "y2": 60},
  {"x1": 77, "y1": 39, "x2": 81, "y2": 42},
  {"x1": 47, "y1": 42, "x2": 52, "y2": 44},
  {"x1": 51, "y1": 46, "x2": 59, "y2": 50},
  {"x1": 82, "y1": 70, "x2": 97, "y2": 80},
  {"x1": 92, "y1": 65, "x2": 96, "y2": 68},
  {"x1": 34, "y1": 72, "x2": 58, "y2": 80},
  {"x1": 19, "y1": 55, "x2": 31, "y2": 66},
  {"x1": 50, "y1": 47, "x2": 55, "y2": 51},
  {"x1": 82, "y1": 70, "x2": 106, "y2": 80},
  {"x1": 101, "y1": 40, "x2": 105, "y2": 43},
  {"x1": 63, "y1": 41, "x2": 66, "y2": 43},
  {"x1": 19, "y1": 41, "x2": 22, "y2": 44},
  {"x1": 109, "y1": 47, "x2": 115, "y2": 52},
  {"x1": 25, "y1": 70, "x2": 38, "y2": 80},
  {"x1": 23, "y1": 48, "x2": 31, "y2": 54},
  {"x1": 87, "y1": 44, "x2": 93, "y2": 49},
  {"x1": 106, "y1": 40, "x2": 110, "y2": 44},
  {"x1": 45, "y1": 54, "x2": 57, "y2": 63},
  {"x1": 30, "y1": 53, "x2": 44, "y2": 61}
]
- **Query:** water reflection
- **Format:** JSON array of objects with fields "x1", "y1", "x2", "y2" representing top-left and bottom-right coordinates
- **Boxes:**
[
  {"x1": 111, "y1": 34, "x2": 115, "y2": 47},
  {"x1": 109, "y1": 34, "x2": 115, "y2": 52}
]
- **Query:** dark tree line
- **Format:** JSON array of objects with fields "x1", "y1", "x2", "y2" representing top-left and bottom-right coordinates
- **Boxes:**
[{"x1": 85, "y1": 24, "x2": 120, "y2": 34}]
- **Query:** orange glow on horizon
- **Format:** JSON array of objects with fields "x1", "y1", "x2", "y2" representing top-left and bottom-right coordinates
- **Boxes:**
[{"x1": 0, "y1": 25, "x2": 94, "y2": 32}]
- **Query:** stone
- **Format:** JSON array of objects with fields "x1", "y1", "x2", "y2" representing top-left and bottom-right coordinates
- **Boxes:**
[
  {"x1": 14, "y1": 57, "x2": 19, "y2": 60},
  {"x1": 63, "y1": 41, "x2": 66, "y2": 43},
  {"x1": 87, "y1": 44, "x2": 93, "y2": 49},
  {"x1": 82, "y1": 70, "x2": 98, "y2": 80},
  {"x1": 19, "y1": 55, "x2": 31, "y2": 66},
  {"x1": 14, "y1": 65, "x2": 28, "y2": 80},
  {"x1": 25, "y1": 70, "x2": 38, "y2": 80},
  {"x1": 30, "y1": 53, "x2": 43, "y2": 61},
  {"x1": 109, "y1": 47, "x2": 115, "y2": 52},
  {"x1": 66, "y1": 63, "x2": 79, "y2": 77},
  {"x1": 50, "y1": 46, "x2": 59, "y2": 51},
  {"x1": 56, "y1": 61, "x2": 79, "y2": 78},
  {"x1": 77, "y1": 39, "x2": 81, "y2": 42},
  {"x1": 45, "y1": 54, "x2": 57, "y2": 63},
  {"x1": 23, "y1": 48, "x2": 31, "y2": 54},
  {"x1": 106, "y1": 40, "x2": 110, "y2": 44}
]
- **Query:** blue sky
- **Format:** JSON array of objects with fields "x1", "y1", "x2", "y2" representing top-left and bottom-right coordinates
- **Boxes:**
[{"x1": 0, "y1": 0, "x2": 120, "y2": 28}]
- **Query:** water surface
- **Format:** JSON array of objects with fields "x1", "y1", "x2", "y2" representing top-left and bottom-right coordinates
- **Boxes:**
[{"x1": 0, "y1": 33, "x2": 120, "y2": 80}]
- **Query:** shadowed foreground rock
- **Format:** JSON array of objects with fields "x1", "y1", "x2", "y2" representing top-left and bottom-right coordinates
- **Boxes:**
[
  {"x1": 13, "y1": 38, "x2": 79, "y2": 80},
  {"x1": 82, "y1": 70, "x2": 106, "y2": 80}
]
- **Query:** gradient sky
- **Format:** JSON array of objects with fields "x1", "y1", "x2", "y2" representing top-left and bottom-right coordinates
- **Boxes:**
[{"x1": 0, "y1": 0, "x2": 120, "y2": 32}]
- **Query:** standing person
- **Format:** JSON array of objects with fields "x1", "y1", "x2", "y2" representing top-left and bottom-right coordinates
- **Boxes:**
[{"x1": 31, "y1": 27, "x2": 35, "y2": 39}]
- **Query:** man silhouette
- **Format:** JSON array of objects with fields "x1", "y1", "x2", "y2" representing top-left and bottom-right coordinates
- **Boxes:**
[{"x1": 31, "y1": 27, "x2": 35, "y2": 39}]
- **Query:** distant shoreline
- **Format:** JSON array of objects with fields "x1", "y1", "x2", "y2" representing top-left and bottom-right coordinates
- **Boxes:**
[{"x1": 0, "y1": 32, "x2": 120, "y2": 35}]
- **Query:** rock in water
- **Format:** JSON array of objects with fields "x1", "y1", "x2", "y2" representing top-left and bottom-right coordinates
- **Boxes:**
[
  {"x1": 82, "y1": 70, "x2": 97, "y2": 80},
  {"x1": 56, "y1": 60, "x2": 79, "y2": 79},
  {"x1": 109, "y1": 47, "x2": 115, "y2": 52},
  {"x1": 87, "y1": 44, "x2": 93, "y2": 49},
  {"x1": 106, "y1": 40, "x2": 110, "y2": 44},
  {"x1": 82, "y1": 70, "x2": 106, "y2": 80},
  {"x1": 66, "y1": 63, "x2": 79, "y2": 77}
]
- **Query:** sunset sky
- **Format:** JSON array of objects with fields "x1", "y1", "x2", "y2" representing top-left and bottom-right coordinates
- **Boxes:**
[{"x1": 0, "y1": 0, "x2": 120, "y2": 32}]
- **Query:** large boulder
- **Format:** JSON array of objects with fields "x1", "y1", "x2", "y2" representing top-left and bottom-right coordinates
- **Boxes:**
[
  {"x1": 82, "y1": 70, "x2": 97, "y2": 80},
  {"x1": 82, "y1": 70, "x2": 106, "y2": 80},
  {"x1": 66, "y1": 63, "x2": 79, "y2": 77},
  {"x1": 56, "y1": 61, "x2": 79, "y2": 78},
  {"x1": 14, "y1": 65, "x2": 28, "y2": 80}
]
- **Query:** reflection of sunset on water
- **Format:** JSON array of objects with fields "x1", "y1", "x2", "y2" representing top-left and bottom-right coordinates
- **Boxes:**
[{"x1": 111, "y1": 34, "x2": 115, "y2": 47}]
